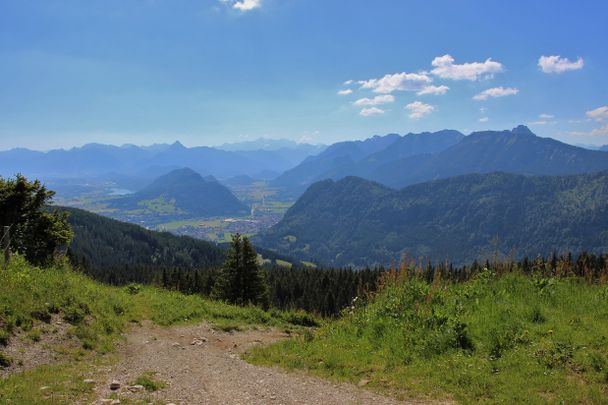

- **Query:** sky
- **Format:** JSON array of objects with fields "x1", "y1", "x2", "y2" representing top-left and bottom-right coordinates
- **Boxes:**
[{"x1": 0, "y1": 0, "x2": 607, "y2": 150}]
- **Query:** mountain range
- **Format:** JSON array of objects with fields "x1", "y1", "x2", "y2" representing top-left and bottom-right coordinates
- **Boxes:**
[
  {"x1": 218, "y1": 137, "x2": 326, "y2": 153},
  {"x1": 110, "y1": 168, "x2": 248, "y2": 217},
  {"x1": 257, "y1": 171, "x2": 608, "y2": 267},
  {"x1": 0, "y1": 140, "x2": 322, "y2": 182},
  {"x1": 273, "y1": 126, "x2": 608, "y2": 194}
]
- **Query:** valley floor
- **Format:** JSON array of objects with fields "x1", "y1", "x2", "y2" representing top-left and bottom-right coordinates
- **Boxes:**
[{"x1": 93, "y1": 321, "x2": 420, "y2": 405}]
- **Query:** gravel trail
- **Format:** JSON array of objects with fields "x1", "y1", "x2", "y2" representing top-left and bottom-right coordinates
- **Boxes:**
[{"x1": 93, "y1": 321, "x2": 435, "y2": 405}]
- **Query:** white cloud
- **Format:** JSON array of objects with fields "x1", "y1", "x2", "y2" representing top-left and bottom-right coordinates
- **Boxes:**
[
  {"x1": 569, "y1": 125, "x2": 608, "y2": 137},
  {"x1": 221, "y1": 0, "x2": 261, "y2": 11},
  {"x1": 590, "y1": 125, "x2": 608, "y2": 136},
  {"x1": 479, "y1": 117, "x2": 489, "y2": 123},
  {"x1": 539, "y1": 113, "x2": 554, "y2": 119},
  {"x1": 405, "y1": 101, "x2": 434, "y2": 119},
  {"x1": 354, "y1": 95, "x2": 395, "y2": 106},
  {"x1": 417, "y1": 85, "x2": 449, "y2": 96},
  {"x1": 586, "y1": 105, "x2": 608, "y2": 121},
  {"x1": 343, "y1": 80, "x2": 354, "y2": 85},
  {"x1": 529, "y1": 121, "x2": 549, "y2": 125},
  {"x1": 538, "y1": 55, "x2": 584, "y2": 74},
  {"x1": 359, "y1": 107, "x2": 385, "y2": 117},
  {"x1": 479, "y1": 106, "x2": 487, "y2": 114},
  {"x1": 359, "y1": 72, "x2": 432, "y2": 94},
  {"x1": 473, "y1": 87, "x2": 519, "y2": 101},
  {"x1": 337, "y1": 89, "x2": 353, "y2": 96},
  {"x1": 431, "y1": 54, "x2": 504, "y2": 81}
]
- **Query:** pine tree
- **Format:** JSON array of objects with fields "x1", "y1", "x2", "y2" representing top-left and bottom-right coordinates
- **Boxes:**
[{"x1": 212, "y1": 233, "x2": 269, "y2": 308}]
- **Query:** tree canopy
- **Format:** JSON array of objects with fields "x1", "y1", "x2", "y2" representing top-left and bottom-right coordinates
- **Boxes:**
[{"x1": 0, "y1": 174, "x2": 73, "y2": 265}]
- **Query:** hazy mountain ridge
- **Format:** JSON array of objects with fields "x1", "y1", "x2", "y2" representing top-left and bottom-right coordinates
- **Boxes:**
[
  {"x1": 271, "y1": 133, "x2": 403, "y2": 194},
  {"x1": 257, "y1": 171, "x2": 608, "y2": 266},
  {"x1": 0, "y1": 140, "x2": 321, "y2": 181},
  {"x1": 273, "y1": 126, "x2": 608, "y2": 194},
  {"x1": 370, "y1": 125, "x2": 608, "y2": 188}
]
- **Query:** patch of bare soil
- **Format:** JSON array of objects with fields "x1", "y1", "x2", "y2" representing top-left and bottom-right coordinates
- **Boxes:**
[
  {"x1": 0, "y1": 315, "x2": 82, "y2": 379},
  {"x1": 91, "y1": 321, "x2": 430, "y2": 405}
]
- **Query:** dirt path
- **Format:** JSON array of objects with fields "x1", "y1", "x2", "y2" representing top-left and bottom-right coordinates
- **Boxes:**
[{"x1": 93, "y1": 321, "x2": 424, "y2": 405}]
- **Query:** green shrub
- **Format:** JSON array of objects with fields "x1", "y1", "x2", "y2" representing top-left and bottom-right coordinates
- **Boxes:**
[
  {"x1": 133, "y1": 372, "x2": 165, "y2": 392},
  {"x1": 126, "y1": 283, "x2": 141, "y2": 295}
]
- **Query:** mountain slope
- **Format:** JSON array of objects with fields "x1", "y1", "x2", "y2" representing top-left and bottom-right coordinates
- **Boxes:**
[
  {"x1": 271, "y1": 133, "x2": 401, "y2": 193},
  {"x1": 325, "y1": 129, "x2": 464, "y2": 180},
  {"x1": 63, "y1": 206, "x2": 225, "y2": 283},
  {"x1": 371, "y1": 125, "x2": 608, "y2": 188},
  {"x1": 110, "y1": 168, "x2": 248, "y2": 217},
  {"x1": 271, "y1": 130, "x2": 466, "y2": 195},
  {"x1": 257, "y1": 171, "x2": 608, "y2": 266}
]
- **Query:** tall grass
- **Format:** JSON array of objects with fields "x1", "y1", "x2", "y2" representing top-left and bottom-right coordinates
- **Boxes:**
[{"x1": 246, "y1": 266, "x2": 608, "y2": 403}]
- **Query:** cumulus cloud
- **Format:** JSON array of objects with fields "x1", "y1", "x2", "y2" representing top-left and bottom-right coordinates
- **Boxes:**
[
  {"x1": 586, "y1": 105, "x2": 608, "y2": 121},
  {"x1": 431, "y1": 54, "x2": 504, "y2": 81},
  {"x1": 473, "y1": 87, "x2": 519, "y2": 101},
  {"x1": 539, "y1": 113, "x2": 554, "y2": 119},
  {"x1": 538, "y1": 55, "x2": 584, "y2": 74},
  {"x1": 479, "y1": 117, "x2": 489, "y2": 123},
  {"x1": 417, "y1": 85, "x2": 449, "y2": 96},
  {"x1": 359, "y1": 72, "x2": 432, "y2": 94},
  {"x1": 343, "y1": 80, "x2": 354, "y2": 85},
  {"x1": 354, "y1": 95, "x2": 395, "y2": 106},
  {"x1": 405, "y1": 101, "x2": 434, "y2": 119},
  {"x1": 337, "y1": 89, "x2": 353, "y2": 96},
  {"x1": 359, "y1": 107, "x2": 385, "y2": 117},
  {"x1": 220, "y1": 0, "x2": 261, "y2": 11}
]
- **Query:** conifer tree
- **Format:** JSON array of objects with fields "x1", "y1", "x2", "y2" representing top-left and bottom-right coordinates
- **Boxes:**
[{"x1": 212, "y1": 233, "x2": 269, "y2": 308}]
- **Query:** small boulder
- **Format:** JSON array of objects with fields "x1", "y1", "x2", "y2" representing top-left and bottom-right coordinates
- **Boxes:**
[
  {"x1": 357, "y1": 379, "x2": 370, "y2": 387},
  {"x1": 110, "y1": 400, "x2": 121, "y2": 405},
  {"x1": 128, "y1": 384, "x2": 145, "y2": 393},
  {"x1": 109, "y1": 380, "x2": 121, "y2": 390},
  {"x1": 83, "y1": 379, "x2": 95, "y2": 385}
]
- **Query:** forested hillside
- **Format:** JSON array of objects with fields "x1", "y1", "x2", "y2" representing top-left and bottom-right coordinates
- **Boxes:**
[
  {"x1": 64, "y1": 206, "x2": 225, "y2": 284},
  {"x1": 258, "y1": 171, "x2": 608, "y2": 266}
]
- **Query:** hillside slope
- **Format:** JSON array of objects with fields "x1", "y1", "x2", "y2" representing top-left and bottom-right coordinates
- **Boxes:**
[
  {"x1": 257, "y1": 171, "x2": 608, "y2": 266},
  {"x1": 110, "y1": 168, "x2": 248, "y2": 217}
]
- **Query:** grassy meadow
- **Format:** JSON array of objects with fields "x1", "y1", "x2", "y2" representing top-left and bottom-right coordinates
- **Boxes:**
[{"x1": 246, "y1": 267, "x2": 608, "y2": 404}]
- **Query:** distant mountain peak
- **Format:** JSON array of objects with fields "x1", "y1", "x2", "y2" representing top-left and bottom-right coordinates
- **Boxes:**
[
  {"x1": 169, "y1": 141, "x2": 186, "y2": 149},
  {"x1": 511, "y1": 125, "x2": 534, "y2": 136}
]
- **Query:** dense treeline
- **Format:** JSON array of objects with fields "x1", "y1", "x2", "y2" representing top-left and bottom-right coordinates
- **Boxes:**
[
  {"x1": 158, "y1": 265, "x2": 384, "y2": 316},
  {"x1": 157, "y1": 252, "x2": 608, "y2": 316}
]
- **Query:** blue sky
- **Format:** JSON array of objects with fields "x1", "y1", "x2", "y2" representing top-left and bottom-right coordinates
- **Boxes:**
[{"x1": 1, "y1": 0, "x2": 607, "y2": 150}]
